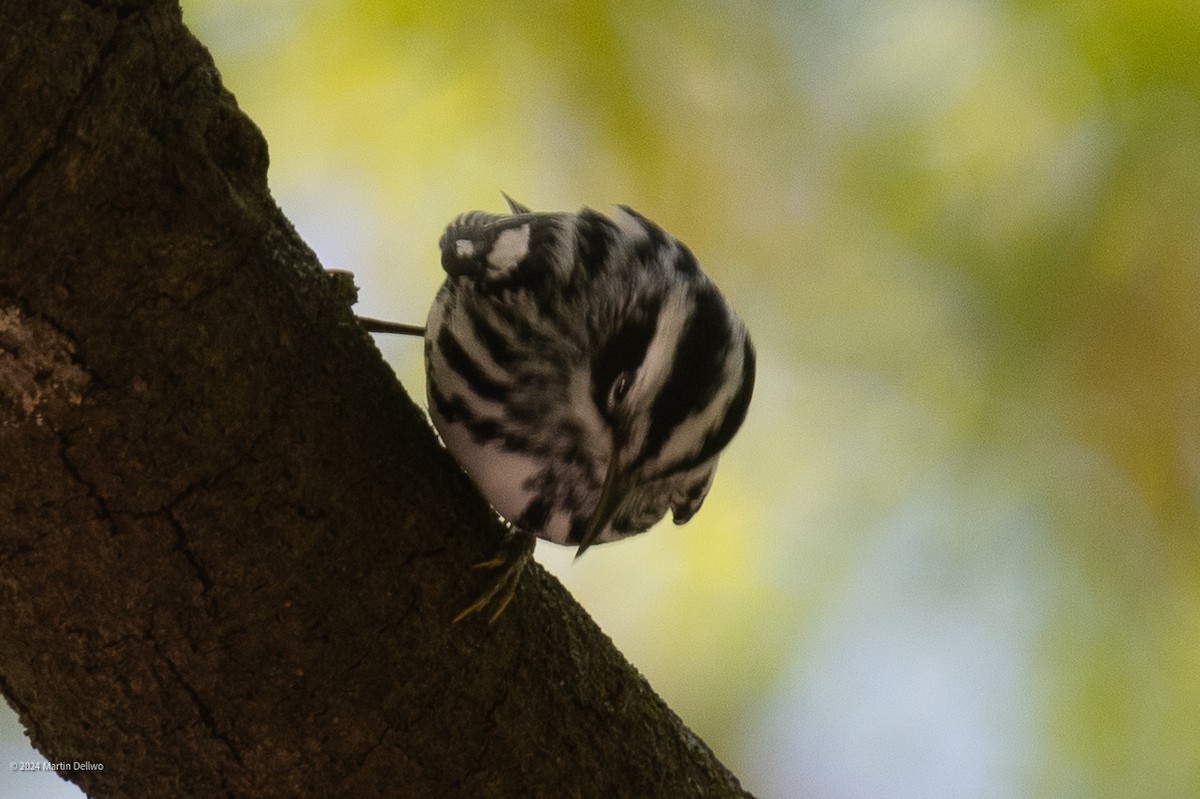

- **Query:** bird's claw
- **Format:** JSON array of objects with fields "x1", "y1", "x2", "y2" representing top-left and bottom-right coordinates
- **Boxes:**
[{"x1": 453, "y1": 529, "x2": 535, "y2": 624}]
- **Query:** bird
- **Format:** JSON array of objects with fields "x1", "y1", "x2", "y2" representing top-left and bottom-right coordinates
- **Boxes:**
[{"x1": 361, "y1": 196, "x2": 755, "y2": 621}]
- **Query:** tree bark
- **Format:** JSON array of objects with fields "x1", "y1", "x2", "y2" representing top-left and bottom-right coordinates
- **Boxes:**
[{"x1": 0, "y1": 1, "x2": 753, "y2": 797}]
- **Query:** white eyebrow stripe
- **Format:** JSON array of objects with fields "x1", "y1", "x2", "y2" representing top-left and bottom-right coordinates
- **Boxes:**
[{"x1": 622, "y1": 285, "x2": 690, "y2": 458}]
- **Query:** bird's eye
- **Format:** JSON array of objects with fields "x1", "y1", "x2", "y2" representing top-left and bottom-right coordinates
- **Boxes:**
[{"x1": 609, "y1": 371, "x2": 634, "y2": 407}]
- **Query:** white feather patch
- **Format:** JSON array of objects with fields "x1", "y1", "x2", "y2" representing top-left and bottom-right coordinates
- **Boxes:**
[
  {"x1": 439, "y1": 422, "x2": 540, "y2": 526},
  {"x1": 487, "y1": 224, "x2": 531, "y2": 272},
  {"x1": 656, "y1": 326, "x2": 746, "y2": 469},
  {"x1": 611, "y1": 207, "x2": 650, "y2": 242}
]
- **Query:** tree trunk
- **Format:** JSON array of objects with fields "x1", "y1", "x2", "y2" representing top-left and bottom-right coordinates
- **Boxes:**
[{"x1": 0, "y1": 1, "x2": 753, "y2": 797}]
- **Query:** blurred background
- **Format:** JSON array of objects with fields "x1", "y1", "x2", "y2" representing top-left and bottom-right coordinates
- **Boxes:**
[{"x1": 4, "y1": 0, "x2": 1198, "y2": 796}]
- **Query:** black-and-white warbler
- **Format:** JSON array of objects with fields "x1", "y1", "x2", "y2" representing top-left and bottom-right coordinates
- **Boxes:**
[{"x1": 364, "y1": 197, "x2": 755, "y2": 621}]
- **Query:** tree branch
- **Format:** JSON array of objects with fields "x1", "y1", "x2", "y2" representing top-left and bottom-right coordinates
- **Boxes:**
[{"x1": 0, "y1": 1, "x2": 753, "y2": 797}]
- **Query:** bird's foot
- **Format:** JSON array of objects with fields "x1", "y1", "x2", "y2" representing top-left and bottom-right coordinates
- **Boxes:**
[{"x1": 453, "y1": 528, "x2": 536, "y2": 624}]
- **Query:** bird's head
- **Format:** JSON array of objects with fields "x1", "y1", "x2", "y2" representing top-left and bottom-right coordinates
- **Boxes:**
[{"x1": 576, "y1": 208, "x2": 755, "y2": 555}]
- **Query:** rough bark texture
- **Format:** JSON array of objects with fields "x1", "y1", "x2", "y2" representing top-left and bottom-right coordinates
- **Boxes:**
[{"x1": 0, "y1": 1, "x2": 754, "y2": 797}]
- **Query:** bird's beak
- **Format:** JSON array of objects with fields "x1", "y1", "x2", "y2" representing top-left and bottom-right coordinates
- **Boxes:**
[{"x1": 575, "y1": 455, "x2": 633, "y2": 559}]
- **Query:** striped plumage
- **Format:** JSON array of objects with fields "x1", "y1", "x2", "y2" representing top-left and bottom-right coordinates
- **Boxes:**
[{"x1": 424, "y1": 199, "x2": 755, "y2": 563}]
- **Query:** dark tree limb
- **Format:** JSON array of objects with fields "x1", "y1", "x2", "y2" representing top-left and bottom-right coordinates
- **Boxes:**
[{"x1": 0, "y1": 1, "x2": 753, "y2": 797}]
